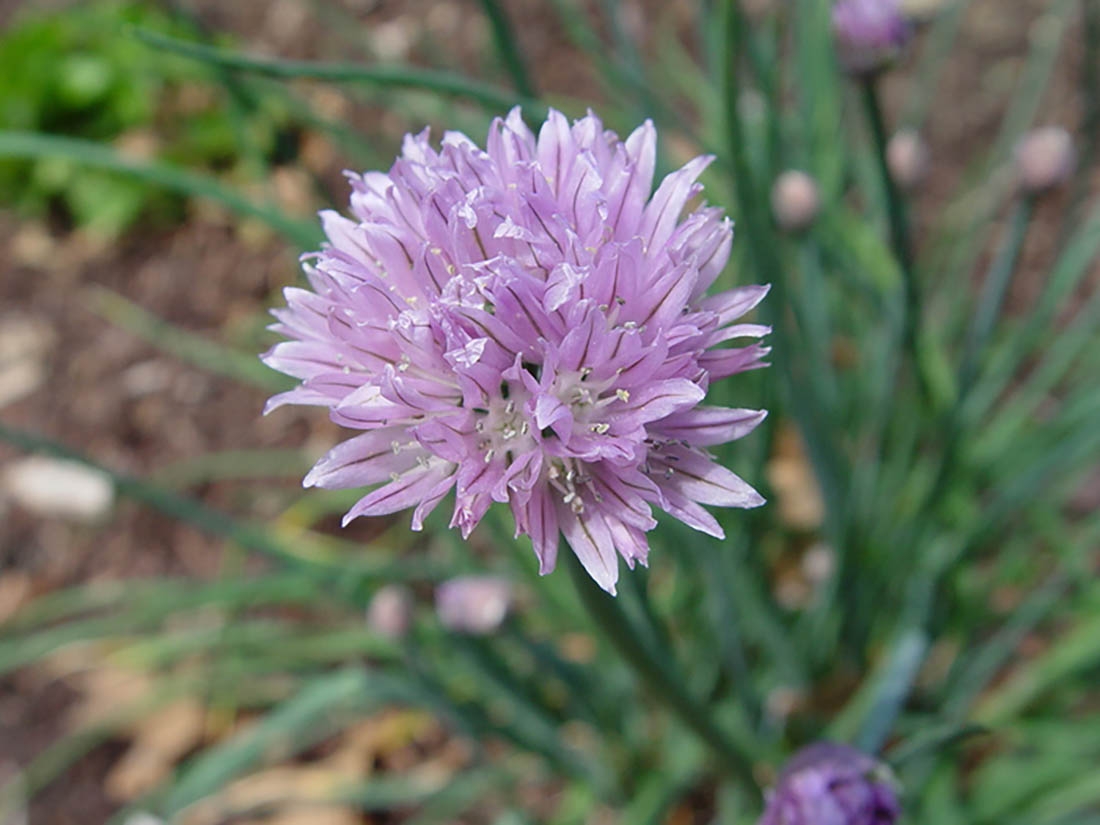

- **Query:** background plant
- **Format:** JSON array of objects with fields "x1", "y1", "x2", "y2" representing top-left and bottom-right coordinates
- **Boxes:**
[{"x1": 0, "y1": 1, "x2": 1097, "y2": 824}]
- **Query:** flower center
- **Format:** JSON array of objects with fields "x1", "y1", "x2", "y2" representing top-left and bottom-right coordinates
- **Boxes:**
[{"x1": 474, "y1": 393, "x2": 533, "y2": 464}]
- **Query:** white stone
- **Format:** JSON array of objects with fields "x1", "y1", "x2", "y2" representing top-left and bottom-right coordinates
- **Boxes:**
[
  {"x1": 2, "y1": 456, "x2": 114, "y2": 522},
  {"x1": 0, "y1": 361, "x2": 45, "y2": 409}
]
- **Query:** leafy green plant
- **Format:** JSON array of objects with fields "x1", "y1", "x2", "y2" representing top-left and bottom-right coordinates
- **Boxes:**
[{"x1": 0, "y1": 0, "x2": 290, "y2": 235}]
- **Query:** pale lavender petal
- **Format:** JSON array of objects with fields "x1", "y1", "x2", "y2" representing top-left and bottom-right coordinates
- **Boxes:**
[
  {"x1": 701, "y1": 284, "x2": 771, "y2": 325},
  {"x1": 515, "y1": 487, "x2": 559, "y2": 575},
  {"x1": 640, "y1": 155, "x2": 713, "y2": 254},
  {"x1": 617, "y1": 379, "x2": 706, "y2": 426},
  {"x1": 661, "y1": 490, "x2": 726, "y2": 539},
  {"x1": 700, "y1": 343, "x2": 772, "y2": 380},
  {"x1": 653, "y1": 407, "x2": 768, "y2": 446},
  {"x1": 559, "y1": 504, "x2": 620, "y2": 594},
  {"x1": 657, "y1": 447, "x2": 766, "y2": 509},
  {"x1": 343, "y1": 459, "x2": 456, "y2": 525},
  {"x1": 304, "y1": 428, "x2": 422, "y2": 489}
]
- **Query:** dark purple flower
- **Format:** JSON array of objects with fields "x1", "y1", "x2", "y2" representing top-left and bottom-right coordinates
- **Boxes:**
[
  {"x1": 832, "y1": 0, "x2": 912, "y2": 76},
  {"x1": 262, "y1": 109, "x2": 769, "y2": 594},
  {"x1": 759, "y1": 742, "x2": 901, "y2": 825}
]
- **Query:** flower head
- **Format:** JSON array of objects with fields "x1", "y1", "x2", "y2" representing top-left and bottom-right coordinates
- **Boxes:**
[
  {"x1": 759, "y1": 742, "x2": 900, "y2": 825},
  {"x1": 262, "y1": 108, "x2": 769, "y2": 593},
  {"x1": 832, "y1": 0, "x2": 912, "y2": 76}
]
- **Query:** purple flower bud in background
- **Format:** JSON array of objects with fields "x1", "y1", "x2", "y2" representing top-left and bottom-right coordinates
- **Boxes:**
[
  {"x1": 758, "y1": 742, "x2": 901, "y2": 825},
  {"x1": 886, "y1": 129, "x2": 930, "y2": 191},
  {"x1": 366, "y1": 584, "x2": 413, "y2": 639},
  {"x1": 1015, "y1": 126, "x2": 1075, "y2": 195},
  {"x1": 832, "y1": 0, "x2": 912, "y2": 76},
  {"x1": 435, "y1": 575, "x2": 513, "y2": 634},
  {"x1": 771, "y1": 170, "x2": 821, "y2": 233},
  {"x1": 262, "y1": 108, "x2": 771, "y2": 594}
]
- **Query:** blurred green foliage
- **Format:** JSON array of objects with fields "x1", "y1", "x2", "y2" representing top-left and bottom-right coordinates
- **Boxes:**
[{"x1": 0, "y1": 0, "x2": 290, "y2": 235}]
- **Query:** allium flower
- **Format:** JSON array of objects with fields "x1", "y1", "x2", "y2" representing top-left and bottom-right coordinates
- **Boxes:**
[
  {"x1": 832, "y1": 0, "x2": 912, "y2": 76},
  {"x1": 759, "y1": 742, "x2": 901, "y2": 825},
  {"x1": 262, "y1": 108, "x2": 769, "y2": 594}
]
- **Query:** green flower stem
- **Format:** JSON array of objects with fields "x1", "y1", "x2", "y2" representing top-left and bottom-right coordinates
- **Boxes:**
[
  {"x1": 860, "y1": 79, "x2": 918, "y2": 341},
  {"x1": 958, "y1": 197, "x2": 1035, "y2": 391},
  {"x1": 0, "y1": 424, "x2": 445, "y2": 589},
  {"x1": 478, "y1": 0, "x2": 538, "y2": 99},
  {"x1": 566, "y1": 553, "x2": 762, "y2": 800},
  {"x1": 917, "y1": 196, "x2": 1034, "y2": 533},
  {"x1": 0, "y1": 131, "x2": 321, "y2": 249},
  {"x1": 133, "y1": 28, "x2": 543, "y2": 121},
  {"x1": 720, "y1": 0, "x2": 847, "y2": 543}
]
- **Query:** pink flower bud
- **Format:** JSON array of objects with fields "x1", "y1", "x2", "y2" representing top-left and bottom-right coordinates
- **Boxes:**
[
  {"x1": 366, "y1": 585, "x2": 413, "y2": 639},
  {"x1": 1015, "y1": 126, "x2": 1075, "y2": 195},
  {"x1": 435, "y1": 575, "x2": 513, "y2": 634},
  {"x1": 886, "y1": 129, "x2": 929, "y2": 190},
  {"x1": 772, "y1": 171, "x2": 821, "y2": 233}
]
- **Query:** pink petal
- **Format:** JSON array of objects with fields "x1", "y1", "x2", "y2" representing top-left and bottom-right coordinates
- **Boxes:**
[{"x1": 560, "y1": 504, "x2": 620, "y2": 594}]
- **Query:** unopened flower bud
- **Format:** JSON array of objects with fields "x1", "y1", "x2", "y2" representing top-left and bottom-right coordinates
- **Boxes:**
[
  {"x1": 1015, "y1": 126, "x2": 1075, "y2": 195},
  {"x1": 366, "y1": 585, "x2": 413, "y2": 639},
  {"x1": 772, "y1": 170, "x2": 821, "y2": 233},
  {"x1": 759, "y1": 742, "x2": 900, "y2": 825},
  {"x1": 832, "y1": 0, "x2": 912, "y2": 76},
  {"x1": 886, "y1": 129, "x2": 929, "y2": 190},
  {"x1": 435, "y1": 575, "x2": 512, "y2": 634}
]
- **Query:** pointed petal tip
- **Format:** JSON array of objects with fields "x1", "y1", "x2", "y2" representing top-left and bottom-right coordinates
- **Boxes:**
[{"x1": 262, "y1": 395, "x2": 289, "y2": 416}]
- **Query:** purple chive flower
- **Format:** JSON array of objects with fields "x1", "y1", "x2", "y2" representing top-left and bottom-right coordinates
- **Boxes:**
[
  {"x1": 262, "y1": 108, "x2": 769, "y2": 594},
  {"x1": 831, "y1": 0, "x2": 912, "y2": 76},
  {"x1": 759, "y1": 742, "x2": 901, "y2": 825}
]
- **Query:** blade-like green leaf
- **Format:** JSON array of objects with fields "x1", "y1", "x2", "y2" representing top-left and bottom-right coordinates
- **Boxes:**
[
  {"x1": 0, "y1": 131, "x2": 320, "y2": 248},
  {"x1": 90, "y1": 286, "x2": 293, "y2": 392},
  {"x1": 133, "y1": 29, "x2": 541, "y2": 119}
]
